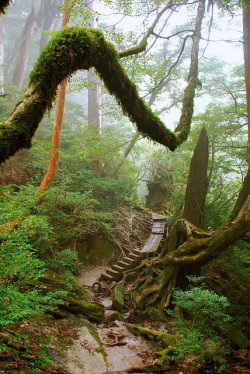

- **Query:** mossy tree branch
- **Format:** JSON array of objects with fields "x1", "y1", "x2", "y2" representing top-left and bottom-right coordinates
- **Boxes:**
[
  {"x1": 174, "y1": 0, "x2": 205, "y2": 143},
  {"x1": 118, "y1": 0, "x2": 175, "y2": 58},
  {"x1": 0, "y1": 3, "x2": 205, "y2": 165},
  {"x1": 0, "y1": 27, "x2": 181, "y2": 164}
]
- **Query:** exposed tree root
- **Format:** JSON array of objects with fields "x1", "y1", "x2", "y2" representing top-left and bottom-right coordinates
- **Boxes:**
[{"x1": 123, "y1": 212, "x2": 250, "y2": 318}]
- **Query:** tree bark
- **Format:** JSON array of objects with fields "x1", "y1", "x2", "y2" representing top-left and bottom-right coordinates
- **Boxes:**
[
  {"x1": 39, "y1": 0, "x2": 61, "y2": 52},
  {"x1": 36, "y1": 0, "x2": 71, "y2": 195},
  {"x1": 182, "y1": 127, "x2": 209, "y2": 228},
  {"x1": 243, "y1": 0, "x2": 250, "y2": 163},
  {"x1": 227, "y1": 165, "x2": 250, "y2": 223},
  {"x1": 85, "y1": 0, "x2": 102, "y2": 172},
  {"x1": 124, "y1": 209, "x2": 250, "y2": 319},
  {"x1": 0, "y1": 14, "x2": 4, "y2": 94}
]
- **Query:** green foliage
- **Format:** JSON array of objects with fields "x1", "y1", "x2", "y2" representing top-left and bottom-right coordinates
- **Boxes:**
[
  {"x1": 166, "y1": 278, "x2": 231, "y2": 372},
  {"x1": 46, "y1": 248, "x2": 79, "y2": 275},
  {"x1": 172, "y1": 284, "x2": 231, "y2": 326},
  {"x1": 205, "y1": 242, "x2": 250, "y2": 334},
  {"x1": 0, "y1": 185, "x2": 84, "y2": 332},
  {"x1": 0, "y1": 228, "x2": 67, "y2": 330}
]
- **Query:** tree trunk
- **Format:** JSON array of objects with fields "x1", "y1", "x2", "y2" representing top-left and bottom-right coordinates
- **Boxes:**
[
  {"x1": 85, "y1": 0, "x2": 102, "y2": 173},
  {"x1": 182, "y1": 127, "x2": 209, "y2": 228},
  {"x1": 36, "y1": 0, "x2": 71, "y2": 195},
  {"x1": 11, "y1": 8, "x2": 38, "y2": 89},
  {"x1": 0, "y1": 15, "x2": 4, "y2": 94},
  {"x1": 243, "y1": 1, "x2": 250, "y2": 163},
  {"x1": 122, "y1": 209, "x2": 250, "y2": 320},
  {"x1": 228, "y1": 165, "x2": 250, "y2": 223},
  {"x1": 113, "y1": 131, "x2": 140, "y2": 178},
  {"x1": 39, "y1": 0, "x2": 61, "y2": 52}
]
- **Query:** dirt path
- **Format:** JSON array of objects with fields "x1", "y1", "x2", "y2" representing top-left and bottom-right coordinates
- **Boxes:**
[{"x1": 61, "y1": 265, "x2": 154, "y2": 374}]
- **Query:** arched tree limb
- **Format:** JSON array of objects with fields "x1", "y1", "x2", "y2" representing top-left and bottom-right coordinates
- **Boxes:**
[
  {"x1": 0, "y1": 27, "x2": 178, "y2": 164},
  {"x1": 0, "y1": 1, "x2": 206, "y2": 164}
]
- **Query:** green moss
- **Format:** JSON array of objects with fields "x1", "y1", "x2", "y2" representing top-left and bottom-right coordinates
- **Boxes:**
[
  {"x1": 147, "y1": 307, "x2": 168, "y2": 322},
  {"x1": 63, "y1": 297, "x2": 105, "y2": 322},
  {"x1": 112, "y1": 284, "x2": 125, "y2": 312},
  {"x1": 126, "y1": 323, "x2": 181, "y2": 348},
  {"x1": 1, "y1": 27, "x2": 181, "y2": 164},
  {"x1": 153, "y1": 347, "x2": 175, "y2": 371}
]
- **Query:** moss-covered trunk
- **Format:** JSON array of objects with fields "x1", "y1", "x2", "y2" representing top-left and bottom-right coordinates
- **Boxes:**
[
  {"x1": 182, "y1": 127, "x2": 209, "y2": 228},
  {"x1": 228, "y1": 165, "x2": 250, "y2": 223}
]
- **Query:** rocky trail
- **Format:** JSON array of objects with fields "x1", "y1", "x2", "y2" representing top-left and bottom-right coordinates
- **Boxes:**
[{"x1": 57, "y1": 265, "x2": 154, "y2": 374}]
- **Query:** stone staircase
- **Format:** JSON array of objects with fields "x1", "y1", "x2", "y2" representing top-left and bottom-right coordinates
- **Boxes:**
[{"x1": 99, "y1": 214, "x2": 166, "y2": 284}]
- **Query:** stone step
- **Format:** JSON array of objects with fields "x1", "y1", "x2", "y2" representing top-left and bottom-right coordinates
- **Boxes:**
[
  {"x1": 106, "y1": 268, "x2": 119, "y2": 276},
  {"x1": 99, "y1": 273, "x2": 114, "y2": 282},
  {"x1": 127, "y1": 252, "x2": 140, "y2": 260},
  {"x1": 117, "y1": 260, "x2": 132, "y2": 268},
  {"x1": 130, "y1": 249, "x2": 141, "y2": 256},
  {"x1": 122, "y1": 257, "x2": 134, "y2": 264},
  {"x1": 112, "y1": 264, "x2": 124, "y2": 271}
]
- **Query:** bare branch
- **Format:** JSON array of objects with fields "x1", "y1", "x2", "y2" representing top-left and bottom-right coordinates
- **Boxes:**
[{"x1": 119, "y1": 0, "x2": 176, "y2": 58}]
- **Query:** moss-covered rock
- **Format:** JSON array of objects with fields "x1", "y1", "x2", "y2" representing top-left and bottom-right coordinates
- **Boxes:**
[
  {"x1": 126, "y1": 323, "x2": 181, "y2": 348},
  {"x1": 112, "y1": 284, "x2": 125, "y2": 312},
  {"x1": 34, "y1": 272, "x2": 105, "y2": 322}
]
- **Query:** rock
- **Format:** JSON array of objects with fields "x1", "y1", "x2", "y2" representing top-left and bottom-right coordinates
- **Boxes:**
[
  {"x1": 112, "y1": 284, "x2": 125, "y2": 312},
  {"x1": 62, "y1": 297, "x2": 105, "y2": 322},
  {"x1": 101, "y1": 297, "x2": 113, "y2": 310},
  {"x1": 105, "y1": 310, "x2": 120, "y2": 321}
]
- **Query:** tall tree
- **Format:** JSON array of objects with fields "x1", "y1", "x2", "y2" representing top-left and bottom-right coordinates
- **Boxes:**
[
  {"x1": 36, "y1": 0, "x2": 71, "y2": 195},
  {"x1": 0, "y1": 14, "x2": 4, "y2": 94},
  {"x1": 11, "y1": 7, "x2": 39, "y2": 89},
  {"x1": 227, "y1": 0, "x2": 250, "y2": 222},
  {"x1": 85, "y1": 0, "x2": 102, "y2": 172},
  {"x1": 39, "y1": 0, "x2": 62, "y2": 52},
  {"x1": 243, "y1": 0, "x2": 250, "y2": 164},
  {"x1": 182, "y1": 127, "x2": 209, "y2": 228}
]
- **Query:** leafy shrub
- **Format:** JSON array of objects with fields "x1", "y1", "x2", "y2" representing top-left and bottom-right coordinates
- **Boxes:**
[
  {"x1": 46, "y1": 248, "x2": 79, "y2": 275},
  {"x1": 166, "y1": 277, "x2": 231, "y2": 372},
  {"x1": 0, "y1": 230, "x2": 67, "y2": 330},
  {"x1": 0, "y1": 188, "x2": 67, "y2": 332}
]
